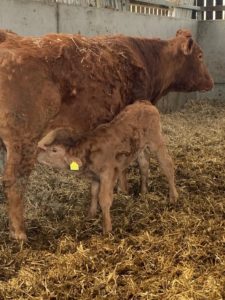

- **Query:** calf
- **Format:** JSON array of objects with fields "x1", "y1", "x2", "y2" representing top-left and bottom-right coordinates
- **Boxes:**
[{"x1": 37, "y1": 101, "x2": 178, "y2": 234}]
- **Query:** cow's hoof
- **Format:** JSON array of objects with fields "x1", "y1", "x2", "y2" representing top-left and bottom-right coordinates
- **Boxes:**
[{"x1": 10, "y1": 230, "x2": 27, "y2": 241}]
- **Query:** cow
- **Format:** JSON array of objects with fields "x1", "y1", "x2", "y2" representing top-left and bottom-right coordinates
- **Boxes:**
[
  {"x1": 37, "y1": 101, "x2": 178, "y2": 234},
  {"x1": 0, "y1": 28, "x2": 213, "y2": 240}
]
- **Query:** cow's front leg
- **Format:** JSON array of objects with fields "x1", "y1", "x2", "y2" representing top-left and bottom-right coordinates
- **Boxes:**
[{"x1": 3, "y1": 140, "x2": 37, "y2": 240}]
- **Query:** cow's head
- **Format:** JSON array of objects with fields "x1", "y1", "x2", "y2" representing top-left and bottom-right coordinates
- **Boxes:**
[
  {"x1": 37, "y1": 128, "x2": 82, "y2": 171},
  {"x1": 169, "y1": 29, "x2": 213, "y2": 92}
]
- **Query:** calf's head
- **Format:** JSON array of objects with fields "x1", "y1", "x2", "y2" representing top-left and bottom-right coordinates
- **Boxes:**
[
  {"x1": 37, "y1": 128, "x2": 82, "y2": 171},
  {"x1": 169, "y1": 29, "x2": 213, "y2": 92},
  {"x1": 38, "y1": 144, "x2": 69, "y2": 169}
]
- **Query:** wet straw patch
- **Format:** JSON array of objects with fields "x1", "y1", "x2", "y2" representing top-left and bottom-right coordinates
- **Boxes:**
[{"x1": 0, "y1": 100, "x2": 224, "y2": 299}]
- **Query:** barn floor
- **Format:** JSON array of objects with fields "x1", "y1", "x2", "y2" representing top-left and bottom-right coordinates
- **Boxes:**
[{"x1": 0, "y1": 100, "x2": 224, "y2": 300}]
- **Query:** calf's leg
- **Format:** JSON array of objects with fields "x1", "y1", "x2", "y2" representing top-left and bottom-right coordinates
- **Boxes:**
[
  {"x1": 98, "y1": 172, "x2": 115, "y2": 234},
  {"x1": 149, "y1": 134, "x2": 178, "y2": 203},
  {"x1": 88, "y1": 180, "x2": 100, "y2": 218},
  {"x1": 117, "y1": 169, "x2": 128, "y2": 194},
  {"x1": 137, "y1": 150, "x2": 150, "y2": 194},
  {"x1": 156, "y1": 146, "x2": 178, "y2": 202}
]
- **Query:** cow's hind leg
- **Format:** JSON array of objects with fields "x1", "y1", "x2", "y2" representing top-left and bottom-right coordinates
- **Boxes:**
[{"x1": 3, "y1": 140, "x2": 37, "y2": 240}]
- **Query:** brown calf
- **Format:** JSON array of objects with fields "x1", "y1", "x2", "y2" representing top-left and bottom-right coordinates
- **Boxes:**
[{"x1": 37, "y1": 101, "x2": 178, "y2": 234}]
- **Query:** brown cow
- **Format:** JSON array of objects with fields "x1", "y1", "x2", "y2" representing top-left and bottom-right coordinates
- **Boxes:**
[
  {"x1": 37, "y1": 101, "x2": 178, "y2": 234},
  {"x1": 0, "y1": 28, "x2": 213, "y2": 240}
]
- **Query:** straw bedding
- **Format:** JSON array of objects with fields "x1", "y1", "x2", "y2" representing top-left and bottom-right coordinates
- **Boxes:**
[{"x1": 0, "y1": 100, "x2": 224, "y2": 300}]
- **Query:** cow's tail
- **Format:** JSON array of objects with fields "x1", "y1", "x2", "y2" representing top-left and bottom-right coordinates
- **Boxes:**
[{"x1": 0, "y1": 138, "x2": 6, "y2": 180}]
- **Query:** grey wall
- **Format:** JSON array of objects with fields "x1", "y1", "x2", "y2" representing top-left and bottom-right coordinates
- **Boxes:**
[
  {"x1": 197, "y1": 21, "x2": 225, "y2": 101},
  {"x1": 0, "y1": 0, "x2": 57, "y2": 35},
  {"x1": 58, "y1": 5, "x2": 197, "y2": 38},
  {"x1": 0, "y1": 0, "x2": 197, "y2": 38}
]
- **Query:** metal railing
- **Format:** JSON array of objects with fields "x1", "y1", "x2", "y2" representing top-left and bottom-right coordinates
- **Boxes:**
[
  {"x1": 129, "y1": 0, "x2": 200, "y2": 19},
  {"x1": 36, "y1": 0, "x2": 124, "y2": 9},
  {"x1": 196, "y1": 0, "x2": 225, "y2": 20},
  {"x1": 130, "y1": 3, "x2": 170, "y2": 17},
  {"x1": 33, "y1": 0, "x2": 225, "y2": 20}
]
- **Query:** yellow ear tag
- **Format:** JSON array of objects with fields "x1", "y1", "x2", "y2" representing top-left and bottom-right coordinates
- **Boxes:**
[{"x1": 70, "y1": 161, "x2": 79, "y2": 171}]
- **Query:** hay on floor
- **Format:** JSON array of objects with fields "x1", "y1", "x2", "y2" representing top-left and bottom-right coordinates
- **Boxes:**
[{"x1": 0, "y1": 100, "x2": 224, "y2": 300}]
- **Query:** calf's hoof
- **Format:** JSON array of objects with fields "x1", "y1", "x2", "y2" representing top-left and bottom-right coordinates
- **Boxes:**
[
  {"x1": 88, "y1": 208, "x2": 97, "y2": 219},
  {"x1": 117, "y1": 186, "x2": 129, "y2": 194},
  {"x1": 102, "y1": 223, "x2": 112, "y2": 235},
  {"x1": 169, "y1": 190, "x2": 179, "y2": 203},
  {"x1": 140, "y1": 187, "x2": 148, "y2": 195}
]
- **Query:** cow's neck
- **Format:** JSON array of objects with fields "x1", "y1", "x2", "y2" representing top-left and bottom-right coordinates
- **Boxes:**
[{"x1": 131, "y1": 37, "x2": 176, "y2": 104}]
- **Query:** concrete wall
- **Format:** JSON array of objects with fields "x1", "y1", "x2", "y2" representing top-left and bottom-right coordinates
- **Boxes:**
[
  {"x1": 197, "y1": 21, "x2": 225, "y2": 101},
  {"x1": 58, "y1": 5, "x2": 197, "y2": 38},
  {"x1": 0, "y1": 0, "x2": 198, "y2": 38},
  {"x1": 0, "y1": 0, "x2": 57, "y2": 35}
]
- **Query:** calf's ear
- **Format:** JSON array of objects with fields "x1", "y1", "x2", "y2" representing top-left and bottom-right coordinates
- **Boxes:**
[
  {"x1": 38, "y1": 143, "x2": 47, "y2": 151},
  {"x1": 181, "y1": 37, "x2": 194, "y2": 55},
  {"x1": 38, "y1": 127, "x2": 76, "y2": 148},
  {"x1": 38, "y1": 129, "x2": 60, "y2": 148},
  {"x1": 64, "y1": 157, "x2": 83, "y2": 170}
]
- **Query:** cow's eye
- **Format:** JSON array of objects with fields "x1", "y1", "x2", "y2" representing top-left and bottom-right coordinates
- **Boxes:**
[
  {"x1": 198, "y1": 53, "x2": 203, "y2": 60},
  {"x1": 52, "y1": 148, "x2": 57, "y2": 153}
]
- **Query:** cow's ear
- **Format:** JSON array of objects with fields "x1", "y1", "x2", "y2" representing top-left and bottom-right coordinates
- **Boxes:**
[
  {"x1": 181, "y1": 37, "x2": 194, "y2": 55},
  {"x1": 176, "y1": 29, "x2": 192, "y2": 38}
]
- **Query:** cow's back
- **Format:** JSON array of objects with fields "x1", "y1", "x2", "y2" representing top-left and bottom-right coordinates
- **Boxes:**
[{"x1": 0, "y1": 32, "x2": 147, "y2": 138}]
